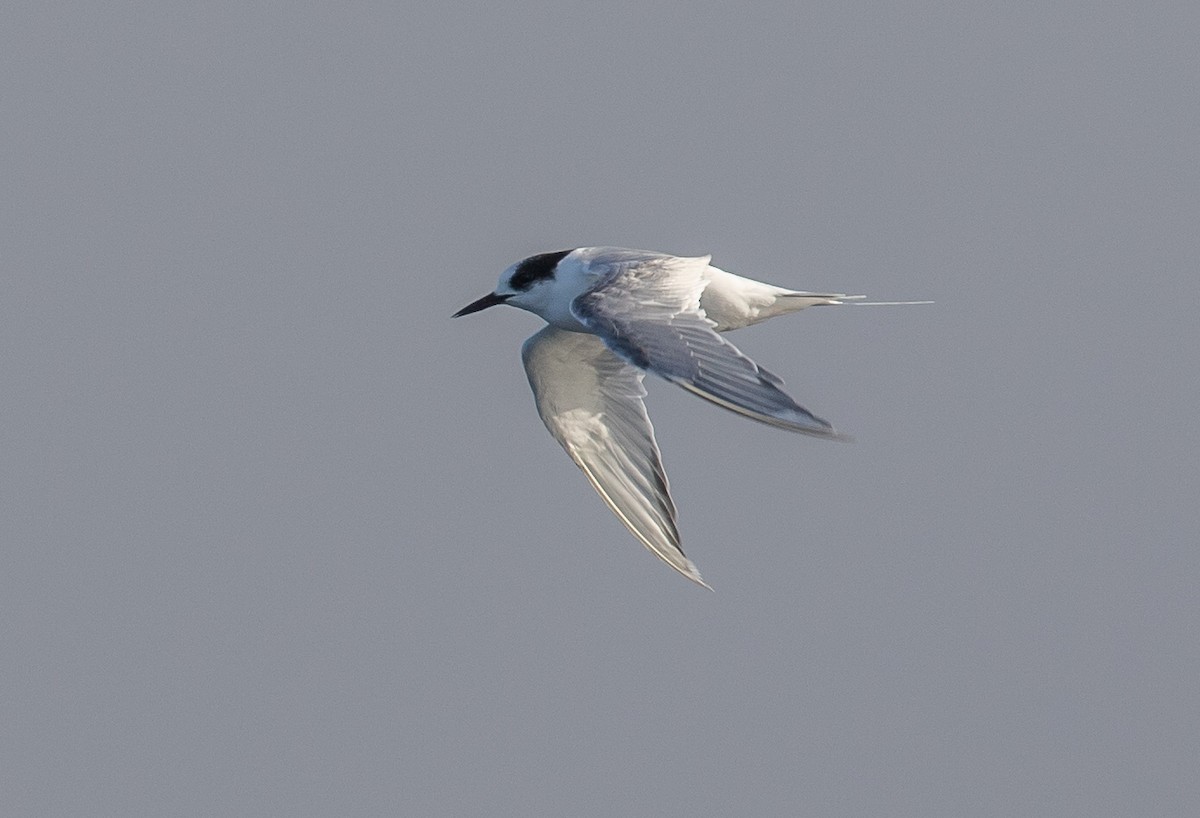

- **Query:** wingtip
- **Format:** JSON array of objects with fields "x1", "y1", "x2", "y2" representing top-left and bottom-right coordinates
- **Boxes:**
[{"x1": 680, "y1": 559, "x2": 714, "y2": 590}]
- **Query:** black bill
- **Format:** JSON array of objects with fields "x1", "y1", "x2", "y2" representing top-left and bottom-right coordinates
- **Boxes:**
[{"x1": 453, "y1": 292, "x2": 511, "y2": 317}]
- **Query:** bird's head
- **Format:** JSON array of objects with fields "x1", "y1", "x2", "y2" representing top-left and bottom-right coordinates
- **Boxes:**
[{"x1": 453, "y1": 249, "x2": 576, "y2": 319}]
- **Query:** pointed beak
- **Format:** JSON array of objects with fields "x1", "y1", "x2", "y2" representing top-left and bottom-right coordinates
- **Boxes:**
[{"x1": 453, "y1": 292, "x2": 511, "y2": 317}]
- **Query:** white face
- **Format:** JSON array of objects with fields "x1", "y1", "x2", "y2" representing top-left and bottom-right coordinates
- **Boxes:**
[
  {"x1": 454, "y1": 249, "x2": 588, "y2": 329},
  {"x1": 497, "y1": 250, "x2": 593, "y2": 330},
  {"x1": 498, "y1": 266, "x2": 556, "y2": 317},
  {"x1": 494, "y1": 263, "x2": 523, "y2": 297}
]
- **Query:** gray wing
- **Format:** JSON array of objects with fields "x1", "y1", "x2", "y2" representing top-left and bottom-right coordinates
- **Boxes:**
[
  {"x1": 521, "y1": 326, "x2": 709, "y2": 588},
  {"x1": 572, "y1": 252, "x2": 841, "y2": 438}
]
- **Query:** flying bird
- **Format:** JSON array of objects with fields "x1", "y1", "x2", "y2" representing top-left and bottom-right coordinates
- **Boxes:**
[{"x1": 454, "y1": 247, "x2": 928, "y2": 588}]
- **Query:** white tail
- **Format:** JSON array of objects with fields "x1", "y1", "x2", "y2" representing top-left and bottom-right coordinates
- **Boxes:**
[
  {"x1": 841, "y1": 298, "x2": 934, "y2": 306},
  {"x1": 781, "y1": 293, "x2": 934, "y2": 306}
]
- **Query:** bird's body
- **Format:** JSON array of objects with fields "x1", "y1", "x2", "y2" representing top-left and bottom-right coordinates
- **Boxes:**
[{"x1": 454, "y1": 247, "x2": 928, "y2": 587}]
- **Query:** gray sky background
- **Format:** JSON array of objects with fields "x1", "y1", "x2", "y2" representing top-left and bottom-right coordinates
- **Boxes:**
[{"x1": 5, "y1": 2, "x2": 1198, "y2": 815}]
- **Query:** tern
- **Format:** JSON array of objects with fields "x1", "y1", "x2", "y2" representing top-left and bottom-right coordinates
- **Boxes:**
[{"x1": 454, "y1": 247, "x2": 929, "y2": 588}]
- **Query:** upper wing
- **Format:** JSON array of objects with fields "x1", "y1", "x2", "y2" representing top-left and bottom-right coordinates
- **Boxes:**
[
  {"x1": 571, "y1": 252, "x2": 842, "y2": 438},
  {"x1": 521, "y1": 326, "x2": 709, "y2": 588}
]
